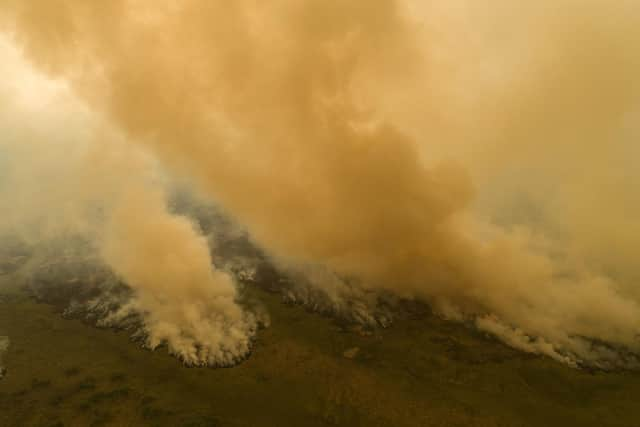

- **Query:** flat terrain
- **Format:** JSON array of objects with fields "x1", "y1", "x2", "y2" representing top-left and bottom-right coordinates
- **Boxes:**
[{"x1": 1, "y1": 266, "x2": 640, "y2": 427}]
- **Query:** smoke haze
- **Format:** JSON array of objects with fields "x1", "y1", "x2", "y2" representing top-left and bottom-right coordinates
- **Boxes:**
[{"x1": 1, "y1": 1, "x2": 639, "y2": 367}]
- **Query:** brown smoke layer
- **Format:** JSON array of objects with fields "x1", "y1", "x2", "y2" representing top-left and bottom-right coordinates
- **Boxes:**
[{"x1": 1, "y1": 1, "x2": 639, "y2": 367}]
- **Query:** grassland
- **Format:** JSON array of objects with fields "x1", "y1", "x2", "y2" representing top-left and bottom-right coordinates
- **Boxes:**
[{"x1": 1, "y1": 263, "x2": 640, "y2": 427}]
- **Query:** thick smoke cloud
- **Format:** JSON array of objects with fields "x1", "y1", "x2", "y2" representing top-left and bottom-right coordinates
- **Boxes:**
[
  {"x1": 1, "y1": 1, "x2": 639, "y2": 367},
  {"x1": 0, "y1": 37, "x2": 258, "y2": 366}
]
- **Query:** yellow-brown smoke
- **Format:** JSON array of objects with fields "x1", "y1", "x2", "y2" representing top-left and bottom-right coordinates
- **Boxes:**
[
  {"x1": 0, "y1": 37, "x2": 259, "y2": 365},
  {"x1": 1, "y1": 1, "x2": 639, "y2": 367}
]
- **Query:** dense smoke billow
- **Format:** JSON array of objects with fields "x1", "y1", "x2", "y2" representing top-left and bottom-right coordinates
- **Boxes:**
[
  {"x1": 0, "y1": 36, "x2": 260, "y2": 366},
  {"x1": 1, "y1": 1, "x2": 639, "y2": 368}
]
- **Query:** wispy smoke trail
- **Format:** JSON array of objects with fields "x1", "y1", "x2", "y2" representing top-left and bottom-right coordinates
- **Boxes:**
[{"x1": 1, "y1": 1, "x2": 639, "y2": 367}]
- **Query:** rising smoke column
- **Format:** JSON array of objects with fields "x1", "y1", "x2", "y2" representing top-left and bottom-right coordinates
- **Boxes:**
[
  {"x1": 0, "y1": 36, "x2": 258, "y2": 366},
  {"x1": 1, "y1": 1, "x2": 640, "y2": 367},
  {"x1": 100, "y1": 185, "x2": 259, "y2": 366}
]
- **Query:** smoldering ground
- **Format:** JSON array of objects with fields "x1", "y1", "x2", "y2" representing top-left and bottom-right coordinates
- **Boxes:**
[{"x1": 0, "y1": 1, "x2": 639, "y2": 368}]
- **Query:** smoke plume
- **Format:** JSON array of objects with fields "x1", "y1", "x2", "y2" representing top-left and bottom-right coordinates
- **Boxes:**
[
  {"x1": 0, "y1": 36, "x2": 258, "y2": 365},
  {"x1": 1, "y1": 1, "x2": 639, "y2": 367}
]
